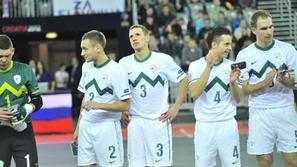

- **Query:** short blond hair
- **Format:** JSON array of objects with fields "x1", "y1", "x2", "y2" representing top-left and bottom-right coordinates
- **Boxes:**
[
  {"x1": 82, "y1": 30, "x2": 106, "y2": 48},
  {"x1": 250, "y1": 10, "x2": 272, "y2": 28}
]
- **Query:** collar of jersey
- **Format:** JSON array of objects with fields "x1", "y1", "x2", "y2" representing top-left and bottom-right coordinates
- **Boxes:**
[
  {"x1": 134, "y1": 51, "x2": 152, "y2": 62},
  {"x1": 0, "y1": 61, "x2": 13, "y2": 73},
  {"x1": 254, "y1": 40, "x2": 275, "y2": 51},
  {"x1": 204, "y1": 57, "x2": 223, "y2": 66},
  {"x1": 94, "y1": 58, "x2": 110, "y2": 68}
]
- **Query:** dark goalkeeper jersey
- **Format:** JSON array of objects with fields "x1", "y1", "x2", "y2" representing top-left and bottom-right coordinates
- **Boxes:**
[{"x1": 0, "y1": 61, "x2": 40, "y2": 122}]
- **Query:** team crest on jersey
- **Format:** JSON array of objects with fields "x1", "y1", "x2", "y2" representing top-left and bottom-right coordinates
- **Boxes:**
[
  {"x1": 13, "y1": 75, "x2": 21, "y2": 84},
  {"x1": 150, "y1": 64, "x2": 158, "y2": 72},
  {"x1": 100, "y1": 74, "x2": 109, "y2": 84},
  {"x1": 223, "y1": 69, "x2": 229, "y2": 76},
  {"x1": 275, "y1": 52, "x2": 282, "y2": 59}
]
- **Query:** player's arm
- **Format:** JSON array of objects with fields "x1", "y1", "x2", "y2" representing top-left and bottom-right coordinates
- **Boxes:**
[
  {"x1": 160, "y1": 76, "x2": 188, "y2": 122},
  {"x1": 82, "y1": 99, "x2": 130, "y2": 112},
  {"x1": 276, "y1": 71, "x2": 295, "y2": 88},
  {"x1": 189, "y1": 65, "x2": 212, "y2": 100},
  {"x1": 229, "y1": 68, "x2": 243, "y2": 103},
  {"x1": 242, "y1": 69, "x2": 276, "y2": 95}
]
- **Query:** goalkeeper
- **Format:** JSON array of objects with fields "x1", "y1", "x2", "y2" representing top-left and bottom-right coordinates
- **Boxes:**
[{"x1": 0, "y1": 34, "x2": 43, "y2": 167}]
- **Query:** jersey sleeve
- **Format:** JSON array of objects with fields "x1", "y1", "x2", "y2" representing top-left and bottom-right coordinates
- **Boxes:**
[
  {"x1": 111, "y1": 64, "x2": 131, "y2": 100},
  {"x1": 26, "y1": 65, "x2": 40, "y2": 96},
  {"x1": 188, "y1": 61, "x2": 202, "y2": 85},
  {"x1": 236, "y1": 51, "x2": 250, "y2": 85},
  {"x1": 163, "y1": 55, "x2": 186, "y2": 83},
  {"x1": 78, "y1": 63, "x2": 86, "y2": 93},
  {"x1": 286, "y1": 45, "x2": 297, "y2": 88}
]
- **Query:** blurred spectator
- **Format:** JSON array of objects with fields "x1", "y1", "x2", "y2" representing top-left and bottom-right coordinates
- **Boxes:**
[
  {"x1": 198, "y1": 29, "x2": 211, "y2": 56},
  {"x1": 144, "y1": 16, "x2": 160, "y2": 37},
  {"x1": 207, "y1": 0, "x2": 226, "y2": 23},
  {"x1": 174, "y1": 0, "x2": 189, "y2": 14},
  {"x1": 28, "y1": 59, "x2": 36, "y2": 75},
  {"x1": 216, "y1": 11, "x2": 230, "y2": 28},
  {"x1": 36, "y1": 60, "x2": 54, "y2": 91},
  {"x1": 231, "y1": 10, "x2": 244, "y2": 32},
  {"x1": 234, "y1": 19, "x2": 250, "y2": 40},
  {"x1": 108, "y1": 52, "x2": 117, "y2": 61},
  {"x1": 197, "y1": 18, "x2": 213, "y2": 42},
  {"x1": 66, "y1": 56, "x2": 82, "y2": 120},
  {"x1": 161, "y1": 32, "x2": 181, "y2": 63},
  {"x1": 149, "y1": 33, "x2": 160, "y2": 51},
  {"x1": 188, "y1": 0, "x2": 203, "y2": 21},
  {"x1": 156, "y1": 0, "x2": 176, "y2": 15},
  {"x1": 181, "y1": 39, "x2": 203, "y2": 71},
  {"x1": 138, "y1": 0, "x2": 155, "y2": 23},
  {"x1": 156, "y1": 5, "x2": 176, "y2": 27},
  {"x1": 195, "y1": 12, "x2": 215, "y2": 35},
  {"x1": 239, "y1": 0, "x2": 256, "y2": 9},
  {"x1": 54, "y1": 63, "x2": 69, "y2": 91}
]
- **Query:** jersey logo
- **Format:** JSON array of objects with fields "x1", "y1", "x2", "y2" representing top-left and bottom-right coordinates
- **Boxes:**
[
  {"x1": 0, "y1": 82, "x2": 28, "y2": 96},
  {"x1": 204, "y1": 77, "x2": 229, "y2": 92},
  {"x1": 248, "y1": 61, "x2": 276, "y2": 78},
  {"x1": 129, "y1": 72, "x2": 165, "y2": 87},
  {"x1": 13, "y1": 75, "x2": 21, "y2": 84},
  {"x1": 85, "y1": 79, "x2": 113, "y2": 95}
]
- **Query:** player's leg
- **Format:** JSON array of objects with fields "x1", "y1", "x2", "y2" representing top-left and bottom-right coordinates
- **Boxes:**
[
  {"x1": 12, "y1": 123, "x2": 38, "y2": 167},
  {"x1": 94, "y1": 121, "x2": 124, "y2": 167},
  {"x1": 127, "y1": 117, "x2": 146, "y2": 167},
  {"x1": 144, "y1": 119, "x2": 173, "y2": 167},
  {"x1": 77, "y1": 119, "x2": 97, "y2": 167},
  {"x1": 194, "y1": 121, "x2": 217, "y2": 167},
  {"x1": 0, "y1": 126, "x2": 13, "y2": 167},
  {"x1": 218, "y1": 118, "x2": 241, "y2": 167},
  {"x1": 274, "y1": 105, "x2": 297, "y2": 167},
  {"x1": 283, "y1": 152, "x2": 297, "y2": 167},
  {"x1": 248, "y1": 108, "x2": 275, "y2": 166}
]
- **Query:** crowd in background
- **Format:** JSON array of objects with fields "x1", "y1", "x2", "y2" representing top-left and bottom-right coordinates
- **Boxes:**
[{"x1": 133, "y1": 0, "x2": 256, "y2": 71}]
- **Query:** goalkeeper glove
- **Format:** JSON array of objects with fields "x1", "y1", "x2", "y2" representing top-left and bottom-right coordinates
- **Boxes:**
[{"x1": 10, "y1": 104, "x2": 33, "y2": 126}]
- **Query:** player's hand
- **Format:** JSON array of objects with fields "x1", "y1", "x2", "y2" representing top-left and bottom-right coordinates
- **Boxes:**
[
  {"x1": 0, "y1": 108, "x2": 13, "y2": 122},
  {"x1": 264, "y1": 69, "x2": 277, "y2": 86},
  {"x1": 73, "y1": 125, "x2": 79, "y2": 141},
  {"x1": 160, "y1": 104, "x2": 179, "y2": 122},
  {"x1": 206, "y1": 49, "x2": 220, "y2": 67},
  {"x1": 81, "y1": 101, "x2": 99, "y2": 111},
  {"x1": 230, "y1": 67, "x2": 241, "y2": 83},
  {"x1": 121, "y1": 111, "x2": 131, "y2": 126},
  {"x1": 10, "y1": 105, "x2": 31, "y2": 126}
]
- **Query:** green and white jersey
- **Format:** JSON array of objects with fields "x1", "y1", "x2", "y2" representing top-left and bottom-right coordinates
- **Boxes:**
[
  {"x1": 119, "y1": 52, "x2": 186, "y2": 119},
  {"x1": 236, "y1": 40, "x2": 297, "y2": 108},
  {"x1": 188, "y1": 57, "x2": 236, "y2": 122},
  {"x1": 0, "y1": 61, "x2": 40, "y2": 122},
  {"x1": 78, "y1": 59, "x2": 131, "y2": 121}
]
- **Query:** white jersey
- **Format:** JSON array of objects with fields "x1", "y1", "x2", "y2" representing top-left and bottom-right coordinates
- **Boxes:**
[
  {"x1": 188, "y1": 57, "x2": 236, "y2": 122},
  {"x1": 119, "y1": 52, "x2": 186, "y2": 119},
  {"x1": 236, "y1": 40, "x2": 297, "y2": 108},
  {"x1": 78, "y1": 59, "x2": 131, "y2": 122}
]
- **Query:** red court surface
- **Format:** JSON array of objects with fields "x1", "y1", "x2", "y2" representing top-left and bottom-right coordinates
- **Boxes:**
[{"x1": 35, "y1": 121, "x2": 248, "y2": 144}]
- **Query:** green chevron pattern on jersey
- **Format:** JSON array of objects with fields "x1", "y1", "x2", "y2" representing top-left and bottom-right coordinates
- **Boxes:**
[
  {"x1": 249, "y1": 61, "x2": 276, "y2": 78},
  {"x1": 129, "y1": 72, "x2": 165, "y2": 88},
  {"x1": 204, "y1": 77, "x2": 229, "y2": 92},
  {"x1": 85, "y1": 78, "x2": 113, "y2": 95}
]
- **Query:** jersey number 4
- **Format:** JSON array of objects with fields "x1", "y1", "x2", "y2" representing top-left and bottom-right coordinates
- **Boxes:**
[{"x1": 214, "y1": 91, "x2": 221, "y2": 103}]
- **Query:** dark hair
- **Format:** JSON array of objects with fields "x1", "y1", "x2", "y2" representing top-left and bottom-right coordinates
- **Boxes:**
[
  {"x1": 250, "y1": 10, "x2": 272, "y2": 28},
  {"x1": 82, "y1": 30, "x2": 106, "y2": 48},
  {"x1": 206, "y1": 27, "x2": 232, "y2": 49},
  {"x1": 0, "y1": 34, "x2": 13, "y2": 49},
  {"x1": 129, "y1": 24, "x2": 149, "y2": 35}
]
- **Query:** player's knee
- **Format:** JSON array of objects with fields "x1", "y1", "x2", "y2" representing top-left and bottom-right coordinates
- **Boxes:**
[
  {"x1": 286, "y1": 159, "x2": 297, "y2": 167},
  {"x1": 257, "y1": 155, "x2": 273, "y2": 167}
]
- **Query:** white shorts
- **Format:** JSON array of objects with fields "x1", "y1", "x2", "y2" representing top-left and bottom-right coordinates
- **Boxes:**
[
  {"x1": 78, "y1": 119, "x2": 124, "y2": 167},
  {"x1": 248, "y1": 105, "x2": 297, "y2": 155},
  {"x1": 194, "y1": 118, "x2": 241, "y2": 167},
  {"x1": 127, "y1": 117, "x2": 172, "y2": 167}
]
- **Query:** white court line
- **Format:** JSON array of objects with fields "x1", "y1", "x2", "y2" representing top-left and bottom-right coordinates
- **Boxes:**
[{"x1": 179, "y1": 128, "x2": 193, "y2": 138}]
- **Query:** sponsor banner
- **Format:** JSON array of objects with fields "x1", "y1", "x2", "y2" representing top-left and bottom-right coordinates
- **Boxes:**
[{"x1": 53, "y1": 0, "x2": 124, "y2": 16}]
